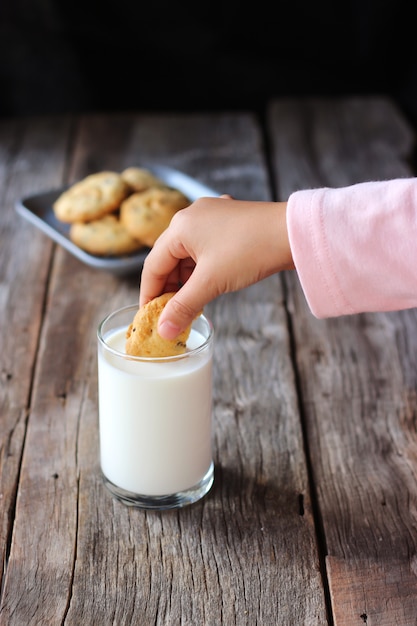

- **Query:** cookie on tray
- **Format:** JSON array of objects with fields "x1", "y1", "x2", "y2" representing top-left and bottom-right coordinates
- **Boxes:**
[
  {"x1": 120, "y1": 167, "x2": 165, "y2": 192},
  {"x1": 120, "y1": 186, "x2": 190, "y2": 247},
  {"x1": 69, "y1": 214, "x2": 145, "y2": 256},
  {"x1": 53, "y1": 171, "x2": 130, "y2": 223},
  {"x1": 125, "y1": 292, "x2": 194, "y2": 357}
]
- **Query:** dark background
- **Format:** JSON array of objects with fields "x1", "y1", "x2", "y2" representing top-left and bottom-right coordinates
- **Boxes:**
[{"x1": 1, "y1": 0, "x2": 417, "y2": 130}]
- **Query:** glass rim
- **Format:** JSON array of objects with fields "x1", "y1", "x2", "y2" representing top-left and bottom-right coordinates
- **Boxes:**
[{"x1": 97, "y1": 303, "x2": 214, "y2": 363}]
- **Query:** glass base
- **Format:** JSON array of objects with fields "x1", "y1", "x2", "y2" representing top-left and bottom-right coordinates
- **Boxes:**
[{"x1": 102, "y1": 463, "x2": 214, "y2": 510}]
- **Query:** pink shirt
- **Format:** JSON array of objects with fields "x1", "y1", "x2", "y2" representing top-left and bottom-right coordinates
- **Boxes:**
[{"x1": 287, "y1": 177, "x2": 417, "y2": 318}]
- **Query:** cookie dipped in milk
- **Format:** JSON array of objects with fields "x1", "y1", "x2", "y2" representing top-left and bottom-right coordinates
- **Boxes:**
[{"x1": 96, "y1": 295, "x2": 214, "y2": 510}]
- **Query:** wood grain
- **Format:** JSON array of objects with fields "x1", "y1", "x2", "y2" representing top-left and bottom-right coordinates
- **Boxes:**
[
  {"x1": 1, "y1": 111, "x2": 326, "y2": 624},
  {"x1": 0, "y1": 115, "x2": 71, "y2": 596},
  {"x1": 269, "y1": 96, "x2": 417, "y2": 625},
  {"x1": 3, "y1": 98, "x2": 416, "y2": 625}
]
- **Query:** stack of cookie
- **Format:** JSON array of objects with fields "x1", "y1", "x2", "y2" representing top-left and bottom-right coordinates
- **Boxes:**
[{"x1": 52, "y1": 167, "x2": 190, "y2": 257}]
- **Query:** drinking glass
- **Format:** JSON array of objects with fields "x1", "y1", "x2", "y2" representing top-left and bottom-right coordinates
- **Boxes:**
[{"x1": 97, "y1": 304, "x2": 214, "y2": 509}]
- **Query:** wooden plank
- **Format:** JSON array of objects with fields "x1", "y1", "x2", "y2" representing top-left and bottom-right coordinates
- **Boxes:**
[
  {"x1": 0, "y1": 112, "x2": 327, "y2": 624},
  {"x1": 268, "y1": 96, "x2": 417, "y2": 624},
  {"x1": 0, "y1": 115, "x2": 71, "y2": 591}
]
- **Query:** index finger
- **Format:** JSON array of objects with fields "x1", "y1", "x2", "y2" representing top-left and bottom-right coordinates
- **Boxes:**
[{"x1": 139, "y1": 229, "x2": 188, "y2": 307}]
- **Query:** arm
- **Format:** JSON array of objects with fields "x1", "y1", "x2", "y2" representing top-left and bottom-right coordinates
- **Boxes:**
[
  {"x1": 139, "y1": 177, "x2": 417, "y2": 340},
  {"x1": 287, "y1": 177, "x2": 417, "y2": 317}
]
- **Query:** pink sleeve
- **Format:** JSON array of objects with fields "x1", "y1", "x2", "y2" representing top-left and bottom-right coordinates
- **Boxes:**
[{"x1": 286, "y1": 178, "x2": 417, "y2": 318}]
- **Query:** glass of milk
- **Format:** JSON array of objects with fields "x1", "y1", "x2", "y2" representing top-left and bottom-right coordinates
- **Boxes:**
[{"x1": 97, "y1": 303, "x2": 214, "y2": 510}]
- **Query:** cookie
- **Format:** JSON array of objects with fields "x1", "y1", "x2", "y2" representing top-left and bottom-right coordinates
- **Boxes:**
[
  {"x1": 69, "y1": 214, "x2": 145, "y2": 256},
  {"x1": 53, "y1": 171, "x2": 130, "y2": 223},
  {"x1": 125, "y1": 292, "x2": 194, "y2": 357},
  {"x1": 120, "y1": 167, "x2": 165, "y2": 192},
  {"x1": 120, "y1": 186, "x2": 190, "y2": 247}
]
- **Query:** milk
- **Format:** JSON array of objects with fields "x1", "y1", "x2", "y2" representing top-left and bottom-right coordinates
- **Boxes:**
[{"x1": 97, "y1": 313, "x2": 214, "y2": 502}]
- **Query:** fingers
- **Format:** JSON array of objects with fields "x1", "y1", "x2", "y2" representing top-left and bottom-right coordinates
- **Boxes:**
[
  {"x1": 139, "y1": 227, "x2": 186, "y2": 308},
  {"x1": 157, "y1": 265, "x2": 216, "y2": 339},
  {"x1": 139, "y1": 219, "x2": 215, "y2": 338}
]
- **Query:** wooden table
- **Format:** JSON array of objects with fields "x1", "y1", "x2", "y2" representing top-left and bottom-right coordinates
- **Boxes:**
[{"x1": 1, "y1": 97, "x2": 417, "y2": 625}]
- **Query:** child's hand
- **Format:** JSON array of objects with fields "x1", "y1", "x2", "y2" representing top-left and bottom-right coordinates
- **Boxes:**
[{"x1": 139, "y1": 195, "x2": 293, "y2": 339}]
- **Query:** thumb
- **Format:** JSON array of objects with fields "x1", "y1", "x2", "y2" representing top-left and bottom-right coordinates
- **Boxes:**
[{"x1": 158, "y1": 274, "x2": 212, "y2": 339}]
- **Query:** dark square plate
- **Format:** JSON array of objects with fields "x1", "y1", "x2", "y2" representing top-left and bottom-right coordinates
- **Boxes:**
[{"x1": 15, "y1": 165, "x2": 219, "y2": 276}]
